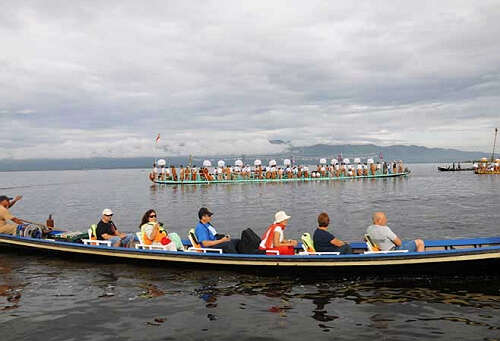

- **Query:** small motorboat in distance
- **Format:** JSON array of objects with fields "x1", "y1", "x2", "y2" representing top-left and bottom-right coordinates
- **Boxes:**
[
  {"x1": 437, "y1": 165, "x2": 474, "y2": 172},
  {"x1": 1, "y1": 232, "x2": 500, "y2": 276}
]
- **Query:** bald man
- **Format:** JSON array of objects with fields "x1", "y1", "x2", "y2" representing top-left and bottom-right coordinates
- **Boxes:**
[{"x1": 366, "y1": 212, "x2": 425, "y2": 252}]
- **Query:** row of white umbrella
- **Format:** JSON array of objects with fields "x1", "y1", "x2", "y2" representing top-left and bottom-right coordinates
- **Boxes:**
[{"x1": 158, "y1": 158, "x2": 377, "y2": 168}]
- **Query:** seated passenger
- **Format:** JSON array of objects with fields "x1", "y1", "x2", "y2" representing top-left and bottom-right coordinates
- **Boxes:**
[
  {"x1": 313, "y1": 212, "x2": 352, "y2": 254},
  {"x1": 0, "y1": 195, "x2": 24, "y2": 235},
  {"x1": 366, "y1": 212, "x2": 425, "y2": 252},
  {"x1": 194, "y1": 207, "x2": 240, "y2": 253},
  {"x1": 96, "y1": 209, "x2": 136, "y2": 247},
  {"x1": 259, "y1": 211, "x2": 297, "y2": 255},
  {"x1": 139, "y1": 209, "x2": 176, "y2": 251}
]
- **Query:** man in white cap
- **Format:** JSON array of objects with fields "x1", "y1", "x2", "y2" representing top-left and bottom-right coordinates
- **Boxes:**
[
  {"x1": 95, "y1": 209, "x2": 136, "y2": 247},
  {"x1": 0, "y1": 195, "x2": 25, "y2": 235},
  {"x1": 259, "y1": 211, "x2": 298, "y2": 255}
]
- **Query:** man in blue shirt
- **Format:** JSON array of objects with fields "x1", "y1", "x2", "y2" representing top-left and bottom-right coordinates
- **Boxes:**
[{"x1": 195, "y1": 207, "x2": 239, "y2": 253}]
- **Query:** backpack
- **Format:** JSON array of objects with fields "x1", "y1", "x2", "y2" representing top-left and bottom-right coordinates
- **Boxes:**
[{"x1": 238, "y1": 228, "x2": 266, "y2": 254}]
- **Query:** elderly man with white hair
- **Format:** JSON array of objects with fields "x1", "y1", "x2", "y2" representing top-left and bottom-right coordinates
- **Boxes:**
[{"x1": 366, "y1": 212, "x2": 425, "y2": 252}]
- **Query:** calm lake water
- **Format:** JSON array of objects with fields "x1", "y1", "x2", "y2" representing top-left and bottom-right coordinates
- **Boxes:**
[{"x1": 1, "y1": 164, "x2": 499, "y2": 340}]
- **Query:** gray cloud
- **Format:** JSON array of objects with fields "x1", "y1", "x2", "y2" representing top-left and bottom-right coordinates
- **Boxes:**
[{"x1": 1, "y1": 0, "x2": 500, "y2": 159}]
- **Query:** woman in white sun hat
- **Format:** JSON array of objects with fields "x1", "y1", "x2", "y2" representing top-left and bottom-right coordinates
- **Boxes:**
[{"x1": 259, "y1": 211, "x2": 298, "y2": 255}]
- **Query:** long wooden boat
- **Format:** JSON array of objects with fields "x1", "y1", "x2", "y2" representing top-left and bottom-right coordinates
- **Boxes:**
[
  {"x1": 475, "y1": 169, "x2": 500, "y2": 175},
  {"x1": 437, "y1": 166, "x2": 474, "y2": 172},
  {"x1": 151, "y1": 171, "x2": 409, "y2": 185},
  {"x1": 1, "y1": 233, "x2": 499, "y2": 276}
]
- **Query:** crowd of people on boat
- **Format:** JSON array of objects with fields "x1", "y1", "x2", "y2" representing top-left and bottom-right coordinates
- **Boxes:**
[
  {"x1": 0, "y1": 194, "x2": 424, "y2": 255},
  {"x1": 151, "y1": 158, "x2": 407, "y2": 182},
  {"x1": 474, "y1": 158, "x2": 500, "y2": 172}
]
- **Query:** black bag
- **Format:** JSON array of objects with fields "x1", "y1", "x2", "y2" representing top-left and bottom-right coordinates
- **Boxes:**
[{"x1": 238, "y1": 228, "x2": 265, "y2": 254}]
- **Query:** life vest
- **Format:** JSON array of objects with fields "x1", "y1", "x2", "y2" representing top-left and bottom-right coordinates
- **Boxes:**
[
  {"x1": 260, "y1": 223, "x2": 285, "y2": 249},
  {"x1": 141, "y1": 223, "x2": 167, "y2": 245}
]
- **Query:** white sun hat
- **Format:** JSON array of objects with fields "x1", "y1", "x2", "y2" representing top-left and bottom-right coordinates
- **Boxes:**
[
  {"x1": 254, "y1": 159, "x2": 262, "y2": 166},
  {"x1": 274, "y1": 210, "x2": 291, "y2": 224},
  {"x1": 319, "y1": 158, "x2": 327, "y2": 165},
  {"x1": 344, "y1": 158, "x2": 350, "y2": 164},
  {"x1": 353, "y1": 158, "x2": 361, "y2": 164},
  {"x1": 235, "y1": 159, "x2": 243, "y2": 167},
  {"x1": 203, "y1": 160, "x2": 212, "y2": 167},
  {"x1": 331, "y1": 159, "x2": 338, "y2": 165},
  {"x1": 102, "y1": 208, "x2": 113, "y2": 216},
  {"x1": 367, "y1": 158, "x2": 374, "y2": 164},
  {"x1": 283, "y1": 159, "x2": 291, "y2": 166},
  {"x1": 217, "y1": 160, "x2": 225, "y2": 168},
  {"x1": 157, "y1": 159, "x2": 166, "y2": 167},
  {"x1": 269, "y1": 159, "x2": 277, "y2": 166}
]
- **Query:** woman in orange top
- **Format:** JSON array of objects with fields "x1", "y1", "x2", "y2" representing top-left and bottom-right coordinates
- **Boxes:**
[
  {"x1": 139, "y1": 209, "x2": 176, "y2": 251},
  {"x1": 259, "y1": 211, "x2": 298, "y2": 255}
]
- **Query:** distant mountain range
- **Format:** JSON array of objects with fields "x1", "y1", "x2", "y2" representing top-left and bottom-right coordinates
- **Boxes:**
[
  {"x1": 0, "y1": 144, "x2": 491, "y2": 171},
  {"x1": 286, "y1": 144, "x2": 490, "y2": 164}
]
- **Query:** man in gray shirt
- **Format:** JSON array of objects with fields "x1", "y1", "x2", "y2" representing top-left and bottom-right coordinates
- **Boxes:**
[{"x1": 366, "y1": 212, "x2": 425, "y2": 252}]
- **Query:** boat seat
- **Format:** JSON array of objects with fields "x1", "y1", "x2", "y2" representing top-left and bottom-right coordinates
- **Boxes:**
[
  {"x1": 364, "y1": 250, "x2": 408, "y2": 254},
  {"x1": 135, "y1": 232, "x2": 176, "y2": 251},
  {"x1": 82, "y1": 224, "x2": 112, "y2": 247},
  {"x1": 363, "y1": 234, "x2": 408, "y2": 254},
  {"x1": 298, "y1": 233, "x2": 340, "y2": 255},
  {"x1": 187, "y1": 228, "x2": 222, "y2": 254},
  {"x1": 265, "y1": 250, "x2": 280, "y2": 255},
  {"x1": 298, "y1": 251, "x2": 341, "y2": 255}
]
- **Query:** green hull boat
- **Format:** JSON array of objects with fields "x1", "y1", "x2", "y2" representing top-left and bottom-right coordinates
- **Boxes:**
[{"x1": 151, "y1": 172, "x2": 410, "y2": 185}]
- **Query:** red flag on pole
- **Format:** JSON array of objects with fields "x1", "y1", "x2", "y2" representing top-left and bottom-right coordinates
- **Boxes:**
[{"x1": 155, "y1": 133, "x2": 160, "y2": 144}]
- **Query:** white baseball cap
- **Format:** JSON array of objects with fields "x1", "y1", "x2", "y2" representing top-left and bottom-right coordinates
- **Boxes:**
[
  {"x1": 274, "y1": 210, "x2": 291, "y2": 224},
  {"x1": 102, "y1": 208, "x2": 113, "y2": 216}
]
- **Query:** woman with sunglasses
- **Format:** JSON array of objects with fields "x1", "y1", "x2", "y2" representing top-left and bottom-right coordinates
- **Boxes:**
[{"x1": 139, "y1": 209, "x2": 177, "y2": 251}]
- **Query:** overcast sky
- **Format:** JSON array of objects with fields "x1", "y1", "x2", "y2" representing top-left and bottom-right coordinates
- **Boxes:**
[{"x1": 1, "y1": 1, "x2": 499, "y2": 159}]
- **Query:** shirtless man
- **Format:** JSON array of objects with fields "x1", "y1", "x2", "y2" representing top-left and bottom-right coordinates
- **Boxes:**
[
  {"x1": 0, "y1": 195, "x2": 24, "y2": 235},
  {"x1": 170, "y1": 165, "x2": 178, "y2": 181}
]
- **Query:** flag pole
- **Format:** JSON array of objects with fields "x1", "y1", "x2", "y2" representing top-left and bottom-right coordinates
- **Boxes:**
[
  {"x1": 491, "y1": 128, "x2": 498, "y2": 162},
  {"x1": 154, "y1": 133, "x2": 160, "y2": 165}
]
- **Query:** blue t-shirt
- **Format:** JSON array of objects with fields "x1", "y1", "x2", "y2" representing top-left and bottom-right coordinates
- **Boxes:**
[
  {"x1": 313, "y1": 228, "x2": 338, "y2": 252},
  {"x1": 195, "y1": 221, "x2": 217, "y2": 247}
]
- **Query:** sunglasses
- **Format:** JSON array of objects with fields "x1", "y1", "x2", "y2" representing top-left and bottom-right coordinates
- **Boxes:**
[{"x1": 149, "y1": 215, "x2": 157, "y2": 218}]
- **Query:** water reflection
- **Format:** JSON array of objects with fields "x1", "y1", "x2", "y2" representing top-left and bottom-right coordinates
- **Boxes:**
[
  {"x1": 0, "y1": 259, "x2": 23, "y2": 312},
  {"x1": 185, "y1": 274, "x2": 500, "y2": 333}
]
